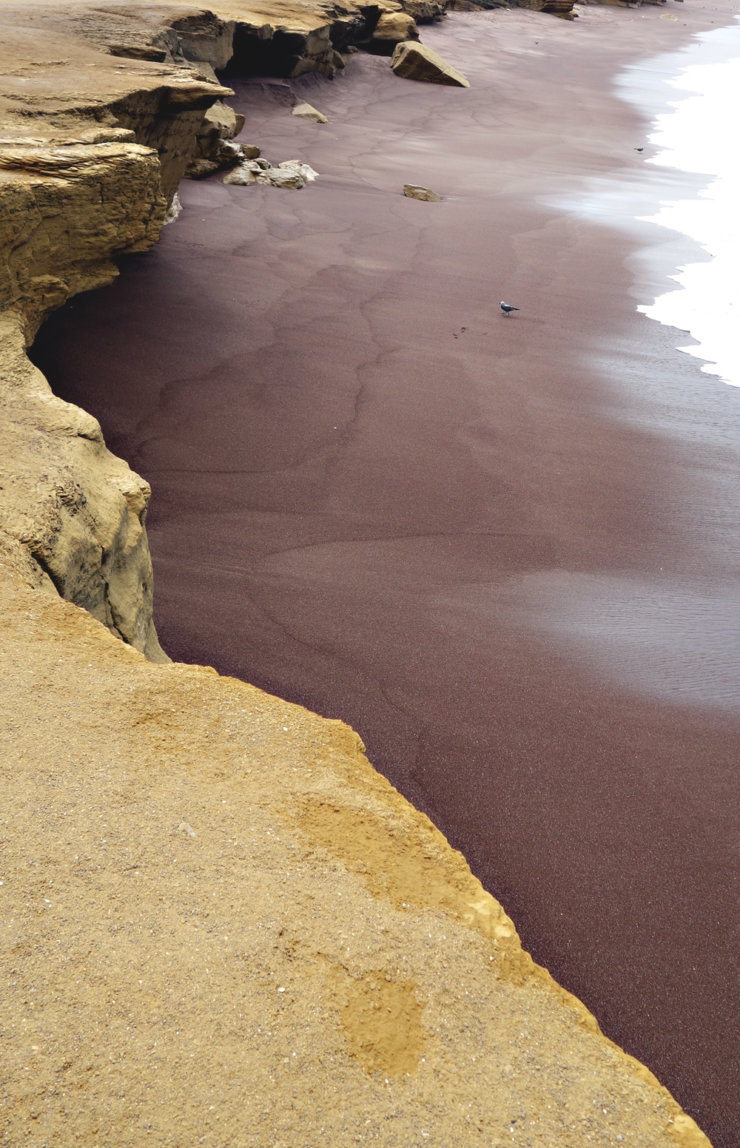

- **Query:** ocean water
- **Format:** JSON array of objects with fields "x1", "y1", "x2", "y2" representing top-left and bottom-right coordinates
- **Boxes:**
[{"x1": 625, "y1": 19, "x2": 740, "y2": 388}]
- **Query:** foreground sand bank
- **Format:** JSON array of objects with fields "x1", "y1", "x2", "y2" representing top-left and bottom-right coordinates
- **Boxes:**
[
  {"x1": 1, "y1": 572, "x2": 713, "y2": 1146},
  {"x1": 31, "y1": 1, "x2": 740, "y2": 1143}
]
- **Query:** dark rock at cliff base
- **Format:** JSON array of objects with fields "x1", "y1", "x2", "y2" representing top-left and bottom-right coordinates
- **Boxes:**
[
  {"x1": 390, "y1": 40, "x2": 470, "y2": 86},
  {"x1": 400, "y1": 0, "x2": 448, "y2": 22},
  {"x1": 449, "y1": 0, "x2": 577, "y2": 15},
  {"x1": 186, "y1": 100, "x2": 245, "y2": 179}
]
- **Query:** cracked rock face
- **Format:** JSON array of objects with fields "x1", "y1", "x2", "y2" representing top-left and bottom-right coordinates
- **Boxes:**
[
  {"x1": 0, "y1": 313, "x2": 168, "y2": 661},
  {"x1": 0, "y1": 119, "x2": 172, "y2": 657},
  {"x1": 185, "y1": 99, "x2": 246, "y2": 177},
  {"x1": 0, "y1": 138, "x2": 167, "y2": 336},
  {"x1": 0, "y1": 2, "x2": 233, "y2": 656}
]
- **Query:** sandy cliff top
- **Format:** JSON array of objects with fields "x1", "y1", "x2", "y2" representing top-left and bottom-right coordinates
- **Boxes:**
[{"x1": 0, "y1": 572, "x2": 709, "y2": 1146}]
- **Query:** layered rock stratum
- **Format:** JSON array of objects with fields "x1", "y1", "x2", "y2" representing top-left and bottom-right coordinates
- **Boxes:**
[{"x1": 0, "y1": 2, "x2": 713, "y2": 1144}]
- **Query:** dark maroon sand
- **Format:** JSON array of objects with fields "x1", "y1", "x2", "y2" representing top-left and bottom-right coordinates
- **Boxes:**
[{"x1": 32, "y1": 4, "x2": 740, "y2": 1143}]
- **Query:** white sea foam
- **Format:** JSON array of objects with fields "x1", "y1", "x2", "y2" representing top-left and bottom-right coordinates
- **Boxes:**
[{"x1": 634, "y1": 20, "x2": 740, "y2": 388}]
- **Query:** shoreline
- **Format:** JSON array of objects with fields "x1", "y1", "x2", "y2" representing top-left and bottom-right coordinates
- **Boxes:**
[
  {"x1": 631, "y1": 18, "x2": 740, "y2": 388},
  {"x1": 30, "y1": 2, "x2": 740, "y2": 1144}
]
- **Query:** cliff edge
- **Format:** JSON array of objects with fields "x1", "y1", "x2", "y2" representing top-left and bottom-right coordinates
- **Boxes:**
[
  {"x1": 0, "y1": 3, "x2": 712, "y2": 1145},
  {"x1": 0, "y1": 574, "x2": 711, "y2": 1146}
]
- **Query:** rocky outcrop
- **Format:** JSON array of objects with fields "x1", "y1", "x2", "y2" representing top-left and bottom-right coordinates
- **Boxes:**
[
  {"x1": 450, "y1": 0, "x2": 576, "y2": 17},
  {"x1": 0, "y1": 136, "x2": 166, "y2": 339},
  {"x1": 186, "y1": 98, "x2": 246, "y2": 178},
  {"x1": 0, "y1": 7, "x2": 233, "y2": 321},
  {"x1": 0, "y1": 119, "x2": 183, "y2": 657},
  {"x1": 0, "y1": 4, "x2": 235, "y2": 656},
  {"x1": 511, "y1": 0, "x2": 578, "y2": 16},
  {"x1": 398, "y1": 0, "x2": 449, "y2": 22},
  {"x1": 391, "y1": 39, "x2": 471, "y2": 84},
  {"x1": 104, "y1": 79, "x2": 237, "y2": 202},
  {"x1": 0, "y1": 313, "x2": 167, "y2": 660},
  {"x1": 370, "y1": 10, "x2": 421, "y2": 53}
]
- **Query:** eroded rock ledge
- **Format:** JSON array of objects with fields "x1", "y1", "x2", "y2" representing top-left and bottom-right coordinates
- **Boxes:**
[{"x1": 0, "y1": 3, "x2": 710, "y2": 1145}]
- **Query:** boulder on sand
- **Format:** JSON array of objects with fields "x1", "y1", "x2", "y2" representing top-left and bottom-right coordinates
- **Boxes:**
[
  {"x1": 292, "y1": 102, "x2": 328, "y2": 123},
  {"x1": 390, "y1": 41, "x2": 470, "y2": 87},
  {"x1": 403, "y1": 183, "x2": 441, "y2": 201},
  {"x1": 224, "y1": 157, "x2": 319, "y2": 189}
]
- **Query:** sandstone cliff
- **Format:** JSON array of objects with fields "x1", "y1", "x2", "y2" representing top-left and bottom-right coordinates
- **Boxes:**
[
  {"x1": 0, "y1": 3, "x2": 712, "y2": 1145},
  {"x1": 0, "y1": 2, "x2": 236, "y2": 656}
]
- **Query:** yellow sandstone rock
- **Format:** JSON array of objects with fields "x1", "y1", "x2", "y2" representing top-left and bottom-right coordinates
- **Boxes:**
[
  {"x1": 391, "y1": 40, "x2": 471, "y2": 86},
  {"x1": 292, "y1": 100, "x2": 329, "y2": 122}
]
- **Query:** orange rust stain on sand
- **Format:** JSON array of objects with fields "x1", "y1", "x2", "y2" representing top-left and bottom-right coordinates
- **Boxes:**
[{"x1": 333, "y1": 968, "x2": 426, "y2": 1077}]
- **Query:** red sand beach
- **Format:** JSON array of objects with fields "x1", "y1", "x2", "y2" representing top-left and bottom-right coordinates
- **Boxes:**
[{"x1": 32, "y1": 3, "x2": 740, "y2": 1143}]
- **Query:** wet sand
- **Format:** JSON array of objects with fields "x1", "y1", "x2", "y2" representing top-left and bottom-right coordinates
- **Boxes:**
[{"x1": 32, "y1": 3, "x2": 740, "y2": 1144}]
